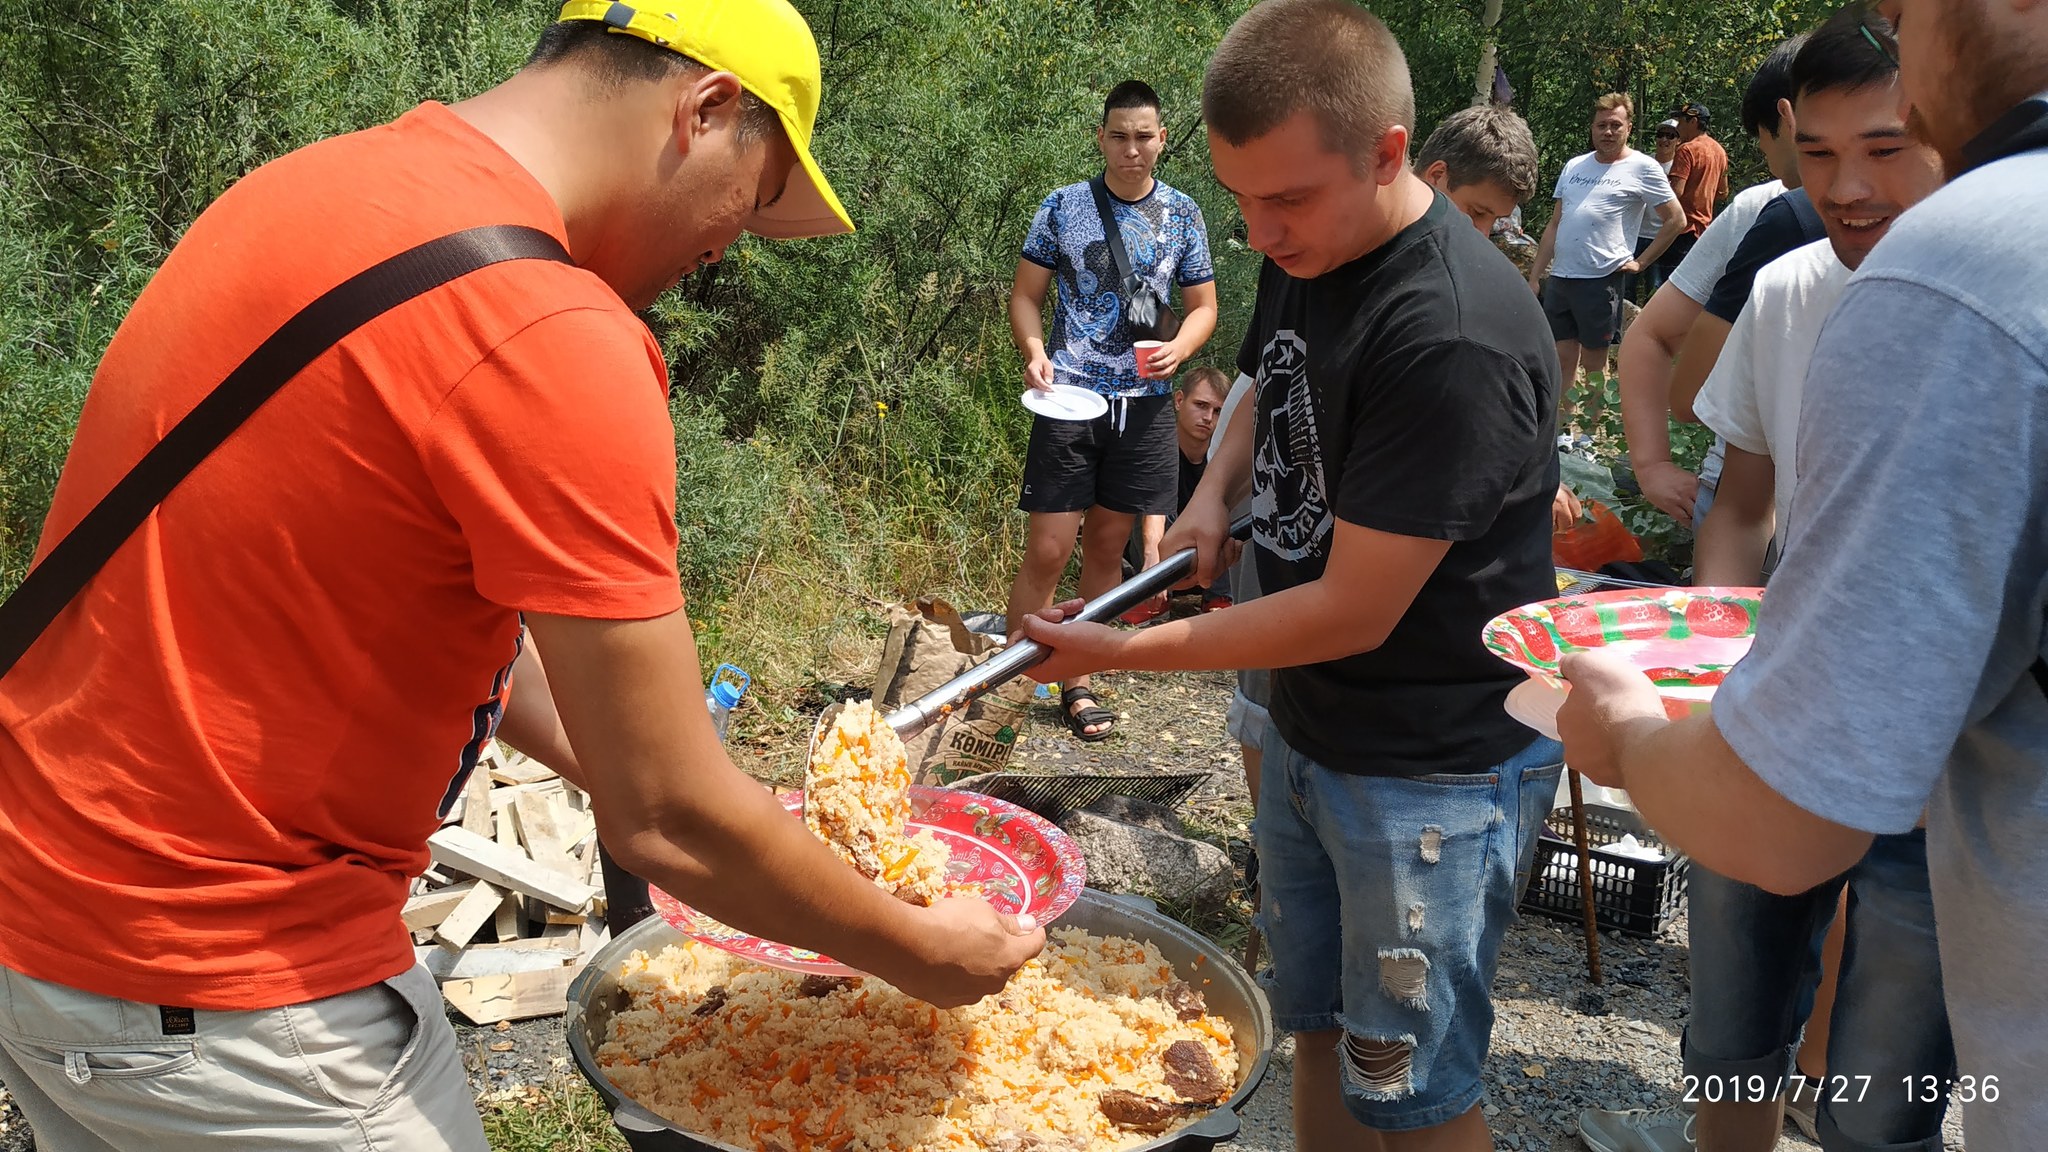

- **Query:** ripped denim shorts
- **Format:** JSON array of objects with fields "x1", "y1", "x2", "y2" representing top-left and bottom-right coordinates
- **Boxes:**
[{"x1": 1253, "y1": 730, "x2": 1563, "y2": 1131}]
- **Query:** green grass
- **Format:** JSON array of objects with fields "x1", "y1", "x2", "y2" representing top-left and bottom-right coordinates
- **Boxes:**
[{"x1": 480, "y1": 1079, "x2": 627, "y2": 1152}]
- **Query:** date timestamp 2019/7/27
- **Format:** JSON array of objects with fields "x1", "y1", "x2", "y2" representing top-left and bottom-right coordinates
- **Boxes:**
[{"x1": 1683, "y1": 1074, "x2": 2000, "y2": 1105}]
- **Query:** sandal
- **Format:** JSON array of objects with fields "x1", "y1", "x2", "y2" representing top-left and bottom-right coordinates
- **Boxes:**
[{"x1": 1060, "y1": 685, "x2": 1117, "y2": 742}]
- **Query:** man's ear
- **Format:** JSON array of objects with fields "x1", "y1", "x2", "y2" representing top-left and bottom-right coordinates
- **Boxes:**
[
  {"x1": 676, "y1": 69, "x2": 748, "y2": 153},
  {"x1": 1777, "y1": 97, "x2": 1797, "y2": 138},
  {"x1": 1419, "y1": 159, "x2": 1451, "y2": 190},
  {"x1": 1374, "y1": 125, "x2": 1412, "y2": 186}
]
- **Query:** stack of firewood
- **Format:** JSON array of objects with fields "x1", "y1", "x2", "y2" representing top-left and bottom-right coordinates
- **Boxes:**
[{"x1": 404, "y1": 745, "x2": 607, "y2": 1025}]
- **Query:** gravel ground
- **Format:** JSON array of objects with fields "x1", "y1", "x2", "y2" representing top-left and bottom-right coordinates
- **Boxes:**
[{"x1": 0, "y1": 660, "x2": 1967, "y2": 1151}]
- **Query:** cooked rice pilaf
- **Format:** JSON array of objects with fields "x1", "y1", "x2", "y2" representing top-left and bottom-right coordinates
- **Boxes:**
[
  {"x1": 804, "y1": 700, "x2": 954, "y2": 905},
  {"x1": 600, "y1": 928, "x2": 1239, "y2": 1151}
]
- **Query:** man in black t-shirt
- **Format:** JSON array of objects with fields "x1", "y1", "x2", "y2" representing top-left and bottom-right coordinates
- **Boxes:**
[{"x1": 1021, "y1": 2, "x2": 1561, "y2": 1147}]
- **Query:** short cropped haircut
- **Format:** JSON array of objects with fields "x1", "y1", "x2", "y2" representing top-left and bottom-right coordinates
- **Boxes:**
[
  {"x1": 1204, "y1": 0, "x2": 1416, "y2": 163},
  {"x1": 1741, "y1": 34, "x2": 1809, "y2": 138},
  {"x1": 1791, "y1": 3, "x2": 1898, "y2": 103},
  {"x1": 1179, "y1": 366, "x2": 1231, "y2": 400},
  {"x1": 1414, "y1": 105, "x2": 1540, "y2": 203},
  {"x1": 527, "y1": 21, "x2": 780, "y2": 141},
  {"x1": 1593, "y1": 93, "x2": 1634, "y2": 121},
  {"x1": 1104, "y1": 80, "x2": 1162, "y2": 125}
]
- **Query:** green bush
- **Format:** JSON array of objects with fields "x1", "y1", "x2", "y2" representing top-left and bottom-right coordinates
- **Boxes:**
[{"x1": 2, "y1": 0, "x2": 1825, "y2": 698}]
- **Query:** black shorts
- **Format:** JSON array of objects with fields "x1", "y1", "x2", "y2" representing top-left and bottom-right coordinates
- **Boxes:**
[
  {"x1": 1019, "y1": 393, "x2": 1177, "y2": 515},
  {"x1": 1542, "y1": 271, "x2": 1627, "y2": 349}
]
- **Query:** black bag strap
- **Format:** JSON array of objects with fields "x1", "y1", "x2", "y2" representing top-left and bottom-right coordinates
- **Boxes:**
[
  {"x1": 1088, "y1": 175, "x2": 1137, "y2": 289},
  {"x1": 1784, "y1": 187, "x2": 1826, "y2": 244},
  {"x1": 0, "y1": 224, "x2": 572, "y2": 677}
]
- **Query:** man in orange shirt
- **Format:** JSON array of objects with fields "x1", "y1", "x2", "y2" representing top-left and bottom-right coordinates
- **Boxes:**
[
  {"x1": 1662, "y1": 100, "x2": 1732, "y2": 274},
  {"x1": 0, "y1": 2, "x2": 1042, "y2": 1149}
]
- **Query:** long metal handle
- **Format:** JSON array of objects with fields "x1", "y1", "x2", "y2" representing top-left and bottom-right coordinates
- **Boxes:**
[{"x1": 885, "y1": 515, "x2": 1252, "y2": 739}]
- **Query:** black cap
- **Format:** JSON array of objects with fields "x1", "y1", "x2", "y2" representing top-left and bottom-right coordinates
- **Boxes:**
[{"x1": 1677, "y1": 101, "x2": 1712, "y2": 126}]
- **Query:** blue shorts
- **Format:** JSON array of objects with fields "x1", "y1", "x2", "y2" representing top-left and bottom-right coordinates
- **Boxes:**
[
  {"x1": 1254, "y1": 730, "x2": 1564, "y2": 1131},
  {"x1": 1685, "y1": 830, "x2": 1955, "y2": 1151}
]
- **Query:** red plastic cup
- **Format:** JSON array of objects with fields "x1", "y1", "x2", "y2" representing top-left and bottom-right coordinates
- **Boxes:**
[{"x1": 1134, "y1": 340, "x2": 1165, "y2": 379}]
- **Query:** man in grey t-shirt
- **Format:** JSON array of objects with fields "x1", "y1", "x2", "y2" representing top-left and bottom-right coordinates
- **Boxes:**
[{"x1": 1558, "y1": 2, "x2": 2048, "y2": 1144}]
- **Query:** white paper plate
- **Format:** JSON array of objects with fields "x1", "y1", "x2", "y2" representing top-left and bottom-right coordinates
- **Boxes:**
[
  {"x1": 1504, "y1": 676, "x2": 1566, "y2": 741},
  {"x1": 1021, "y1": 384, "x2": 1109, "y2": 422}
]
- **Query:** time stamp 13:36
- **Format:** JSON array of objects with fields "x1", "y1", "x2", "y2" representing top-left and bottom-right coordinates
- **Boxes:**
[{"x1": 1683, "y1": 1074, "x2": 2002, "y2": 1104}]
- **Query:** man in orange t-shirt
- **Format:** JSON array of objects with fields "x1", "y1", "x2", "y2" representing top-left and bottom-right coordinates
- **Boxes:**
[
  {"x1": 1663, "y1": 100, "x2": 1732, "y2": 274},
  {"x1": 0, "y1": 2, "x2": 1042, "y2": 1149}
]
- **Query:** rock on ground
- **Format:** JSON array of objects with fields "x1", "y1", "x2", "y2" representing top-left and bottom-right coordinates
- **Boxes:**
[{"x1": 1056, "y1": 808, "x2": 1234, "y2": 910}]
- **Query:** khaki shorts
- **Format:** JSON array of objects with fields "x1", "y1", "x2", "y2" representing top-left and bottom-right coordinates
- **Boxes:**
[{"x1": 0, "y1": 962, "x2": 487, "y2": 1152}]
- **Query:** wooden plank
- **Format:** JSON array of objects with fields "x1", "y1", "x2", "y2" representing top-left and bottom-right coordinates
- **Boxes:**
[
  {"x1": 433, "y1": 881, "x2": 503, "y2": 952},
  {"x1": 401, "y1": 881, "x2": 478, "y2": 932},
  {"x1": 494, "y1": 893, "x2": 523, "y2": 943},
  {"x1": 494, "y1": 811, "x2": 528, "y2": 936},
  {"x1": 561, "y1": 809, "x2": 597, "y2": 854},
  {"x1": 416, "y1": 941, "x2": 576, "y2": 982},
  {"x1": 511, "y1": 791, "x2": 578, "y2": 878},
  {"x1": 460, "y1": 767, "x2": 494, "y2": 837},
  {"x1": 442, "y1": 967, "x2": 573, "y2": 1025},
  {"x1": 490, "y1": 778, "x2": 566, "y2": 814},
  {"x1": 488, "y1": 747, "x2": 557, "y2": 787},
  {"x1": 577, "y1": 919, "x2": 610, "y2": 966},
  {"x1": 427, "y1": 826, "x2": 598, "y2": 911}
]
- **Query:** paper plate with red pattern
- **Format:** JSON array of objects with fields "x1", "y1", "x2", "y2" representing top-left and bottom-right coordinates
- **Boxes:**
[
  {"x1": 650, "y1": 786, "x2": 1086, "y2": 977},
  {"x1": 1482, "y1": 587, "x2": 1766, "y2": 722}
]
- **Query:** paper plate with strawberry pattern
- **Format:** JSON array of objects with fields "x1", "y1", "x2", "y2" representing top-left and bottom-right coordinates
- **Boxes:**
[
  {"x1": 649, "y1": 785, "x2": 1086, "y2": 977},
  {"x1": 1482, "y1": 587, "x2": 1766, "y2": 723}
]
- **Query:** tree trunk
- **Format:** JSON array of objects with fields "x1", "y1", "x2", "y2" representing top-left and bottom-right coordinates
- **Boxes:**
[{"x1": 1473, "y1": 0, "x2": 1505, "y2": 105}]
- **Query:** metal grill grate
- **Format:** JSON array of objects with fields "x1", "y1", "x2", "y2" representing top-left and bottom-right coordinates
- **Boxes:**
[{"x1": 944, "y1": 771, "x2": 1212, "y2": 823}]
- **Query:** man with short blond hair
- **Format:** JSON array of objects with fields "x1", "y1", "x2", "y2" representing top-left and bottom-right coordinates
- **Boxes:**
[
  {"x1": 1022, "y1": 3, "x2": 1566, "y2": 1148},
  {"x1": 1530, "y1": 92, "x2": 1686, "y2": 427}
]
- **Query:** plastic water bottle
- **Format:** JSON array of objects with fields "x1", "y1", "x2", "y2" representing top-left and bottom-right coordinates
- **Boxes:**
[{"x1": 705, "y1": 663, "x2": 750, "y2": 742}]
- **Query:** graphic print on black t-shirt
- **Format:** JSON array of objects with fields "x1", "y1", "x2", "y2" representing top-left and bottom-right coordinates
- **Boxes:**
[
  {"x1": 1248, "y1": 330, "x2": 1331, "y2": 564},
  {"x1": 1236, "y1": 193, "x2": 1562, "y2": 777}
]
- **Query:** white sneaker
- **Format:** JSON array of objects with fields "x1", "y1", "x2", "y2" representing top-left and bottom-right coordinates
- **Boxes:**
[
  {"x1": 1783, "y1": 1090, "x2": 1820, "y2": 1140},
  {"x1": 1578, "y1": 1105, "x2": 1696, "y2": 1152}
]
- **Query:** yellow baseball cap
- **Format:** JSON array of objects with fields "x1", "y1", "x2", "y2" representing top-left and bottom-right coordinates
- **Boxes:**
[{"x1": 555, "y1": 0, "x2": 854, "y2": 238}]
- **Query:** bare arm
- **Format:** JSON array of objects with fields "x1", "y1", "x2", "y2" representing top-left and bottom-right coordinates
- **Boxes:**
[
  {"x1": 1557, "y1": 656, "x2": 1873, "y2": 894},
  {"x1": 525, "y1": 609, "x2": 1042, "y2": 1005},
  {"x1": 1140, "y1": 280, "x2": 1221, "y2": 380},
  {"x1": 1616, "y1": 284, "x2": 1707, "y2": 522},
  {"x1": 1669, "y1": 313, "x2": 1735, "y2": 423},
  {"x1": 1009, "y1": 260, "x2": 1056, "y2": 392},
  {"x1": 1631, "y1": 200, "x2": 1688, "y2": 271},
  {"x1": 495, "y1": 637, "x2": 588, "y2": 791},
  {"x1": 1022, "y1": 517, "x2": 1450, "y2": 683},
  {"x1": 1528, "y1": 202, "x2": 1562, "y2": 289},
  {"x1": 1139, "y1": 514, "x2": 1165, "y2": 565},
  {"x1": 1691, "y1": 444, "x2": 1775, "y2": 585}
]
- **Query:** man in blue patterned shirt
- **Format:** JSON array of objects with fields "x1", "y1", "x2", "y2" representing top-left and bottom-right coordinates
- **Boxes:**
[{"x1": 1006, "y1": 79, "x2": 1218, "y2": 740}]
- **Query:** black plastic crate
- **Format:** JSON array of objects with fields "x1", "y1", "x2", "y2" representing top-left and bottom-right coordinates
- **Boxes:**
[{"x1": 1520, "y1": 803, "x2": 1689, "y2": 938}]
